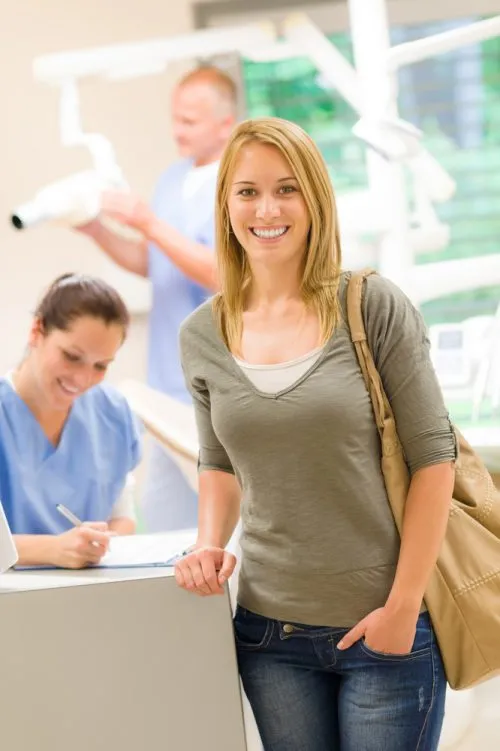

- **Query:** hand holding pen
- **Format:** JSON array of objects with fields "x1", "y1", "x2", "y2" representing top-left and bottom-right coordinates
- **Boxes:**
[{"x1": 52, "y1": 504, "x2": 112, "y2": 569}]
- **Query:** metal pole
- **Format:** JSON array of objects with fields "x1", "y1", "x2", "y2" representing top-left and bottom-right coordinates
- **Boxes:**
[{"x1": 347, "y1": 0, "x2": 413, "y2": 290}]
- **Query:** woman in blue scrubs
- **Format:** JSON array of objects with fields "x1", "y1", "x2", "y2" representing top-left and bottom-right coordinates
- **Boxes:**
[{"x1": 0, "y1": 273, "x2": 141, "y2": 568}]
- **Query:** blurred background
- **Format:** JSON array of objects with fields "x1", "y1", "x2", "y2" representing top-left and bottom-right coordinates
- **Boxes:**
[
  {"x1": 2, "y1": 2, "x2": 499, "y2": 749},
  {"x1": 2, "y1": 0, "x2": 499, "y2": 467}
]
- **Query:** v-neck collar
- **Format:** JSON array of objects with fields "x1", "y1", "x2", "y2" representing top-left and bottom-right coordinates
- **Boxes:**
[{"x1": 208, "y1": 310, "x2": 336, "y2": 400}]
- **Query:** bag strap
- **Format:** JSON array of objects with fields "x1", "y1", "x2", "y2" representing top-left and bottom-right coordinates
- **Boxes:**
[{"x1": 346, "y1": 270, "x2": 395, "y2": 439}]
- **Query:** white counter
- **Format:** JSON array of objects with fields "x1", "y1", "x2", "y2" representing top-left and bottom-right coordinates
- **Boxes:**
[{"x1": 0, "y1": 565, "x2": 247, "y2": 751}]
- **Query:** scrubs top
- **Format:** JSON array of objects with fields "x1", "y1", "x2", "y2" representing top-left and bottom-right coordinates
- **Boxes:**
[
  {"x1": 147, "y1": 158, "x2": 217, "y2": 402},
  {"x1": 0, "y1": 379, "x2": 141, "y2": 535}
]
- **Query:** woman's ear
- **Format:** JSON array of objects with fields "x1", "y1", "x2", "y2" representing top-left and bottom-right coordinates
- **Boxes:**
[{"x1": 28, "y1": 317, "x2": 45, "y2": 348}]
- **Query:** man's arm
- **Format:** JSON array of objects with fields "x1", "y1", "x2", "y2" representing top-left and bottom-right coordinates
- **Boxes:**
[
  {"x1": 146, "y1": 215, "x2": 218, "y2": 290},
  {"x1": 77, "y1": 218, "x2": 149, "y2": 278},
  {"x1": 95, "y1": 191, "x2": 218, "y2": 291}
]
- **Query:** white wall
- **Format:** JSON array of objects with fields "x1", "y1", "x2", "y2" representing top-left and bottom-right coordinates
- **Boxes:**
[{"x1": 0, "y1": 0, "x2": 196, "y2": 384}]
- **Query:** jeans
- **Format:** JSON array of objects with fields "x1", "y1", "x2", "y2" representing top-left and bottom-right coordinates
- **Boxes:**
[
  {"x1": 141, "y1": 442, "x2": 198, "y2": 532},
  {"x1": 234, "y1": 607, "x2": 446, "y2": 751}
]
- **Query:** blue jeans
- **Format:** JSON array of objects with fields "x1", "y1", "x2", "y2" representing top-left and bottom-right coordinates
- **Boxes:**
[{"x1": 234, "y1": 607, "x2": 446, "y2": 751}]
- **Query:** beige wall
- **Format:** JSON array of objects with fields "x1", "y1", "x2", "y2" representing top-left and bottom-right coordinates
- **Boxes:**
[{"x1": 1, "y1": 0, "x2": 197, "y2": 384}]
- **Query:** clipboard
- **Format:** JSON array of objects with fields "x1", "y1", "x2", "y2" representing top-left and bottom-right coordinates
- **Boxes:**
[{"x1": 94, "y1": 530, "x2": 196, "y2": 568}]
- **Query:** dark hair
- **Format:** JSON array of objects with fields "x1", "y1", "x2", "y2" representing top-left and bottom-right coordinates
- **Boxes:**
[{"x1": 34, "y1": 274, "x2": 130, "y2": 336}]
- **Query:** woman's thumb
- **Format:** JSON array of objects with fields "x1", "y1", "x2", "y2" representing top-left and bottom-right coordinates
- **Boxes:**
[{"x1": 218, "y1": 551, "x2": 236, "y2": 585}]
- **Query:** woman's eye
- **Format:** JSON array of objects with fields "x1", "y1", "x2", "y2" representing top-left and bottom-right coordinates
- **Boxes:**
[
  {"x1": 63, "y1": 351, "x2": 79, "y2": 363},
  {"x1": 94, "y1": 364, "x2": 108, "y2": 373},
  {"x1": 238, "y1": 188, "x2": 256, "y2": 197},
  {"x1": 279, "y1": 185, "x2": 296, "y2": 194}
]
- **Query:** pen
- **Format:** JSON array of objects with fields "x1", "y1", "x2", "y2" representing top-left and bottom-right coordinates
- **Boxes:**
[
  {"x1": 166, "y1": 546, "x2": 196, "y2": 566},
  {"x1": 56, "y1": 504, "x2": 102, "y2": 548},
  {"x1": 56, "y1": 503, "x2": 83, "y2": 527}
]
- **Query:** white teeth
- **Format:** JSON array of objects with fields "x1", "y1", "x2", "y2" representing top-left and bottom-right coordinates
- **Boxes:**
[
  {"x1": 252, "y1": 227, "x2": 287, "y2": 239},
  {"x1": 59, "y1": 380, "x2": 78, "y2": 395}
]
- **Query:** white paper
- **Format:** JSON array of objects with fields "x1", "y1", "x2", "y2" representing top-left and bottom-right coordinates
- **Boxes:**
[{"x1": 95, "y1": 530, "x2": 197, "y2": 568}]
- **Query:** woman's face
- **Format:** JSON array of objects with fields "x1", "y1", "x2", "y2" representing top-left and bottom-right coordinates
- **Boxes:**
[
  {"x1": 227, "y1": 142, "x2": 311, "y2": 271},
  {"x1": 29, "y1": 315, "x2": 124, "y2": 411}
]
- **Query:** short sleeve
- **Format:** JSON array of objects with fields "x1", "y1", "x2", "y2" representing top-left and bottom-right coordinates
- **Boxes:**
[
  {"x1": 180, "y1": 328, "x2": 234, "y2": 475},
  {"x1": 363, "y1": 275, "x2": 458, "y2": 475},
  {"x1": 110, "y1": 474, "x2": 137, "y2": 521},
  {"x1": 113, "y1": 392, "x2": 142, "y2": 475},
  {"x1": 127, "y1": 408, "x2": 142, "y2": 473},
  {"x1": 196, "y1": 211, "x2": 216, "y2": 251},
  {"x1": 106, "y1": 398, "x2": 141, "y2": 518}
]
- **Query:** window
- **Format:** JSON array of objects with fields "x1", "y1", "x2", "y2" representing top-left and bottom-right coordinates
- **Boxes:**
[{"x1": 243, "y1": 16, "x2": 500, "y2": 431}]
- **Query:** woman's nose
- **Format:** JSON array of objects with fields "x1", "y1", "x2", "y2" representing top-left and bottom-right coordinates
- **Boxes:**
[
  {"x1": 72, "y1": 367, "x2": 94, "y2": 392},
  {"x1": 255, "y1": 197, "x2": 281, "y2": 220}
]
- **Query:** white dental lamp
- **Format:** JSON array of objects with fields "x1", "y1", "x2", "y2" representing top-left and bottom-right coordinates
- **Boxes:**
[
  {"x1": 11, "y1": 79, "x2": 128, "y2": 231},
  {"x1": 10, "y1": 22, "x2": 276, "y2": 233}
]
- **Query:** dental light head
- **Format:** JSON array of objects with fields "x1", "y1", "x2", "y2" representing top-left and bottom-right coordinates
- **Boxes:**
[
  {"x1": 10, "y1": 76, "x2": 129, "y2": 232},
  {"x1": 352, "y1": 115, "x2": 423, "y2": 161},
  {"x1": 352, "y1": 115, "x2": 456, "y2": 203},
  {"x1": 10, "y1": 168, "x2": 127, "y2": 231}
]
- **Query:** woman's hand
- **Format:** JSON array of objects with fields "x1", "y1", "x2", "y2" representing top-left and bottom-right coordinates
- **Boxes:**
[
  {"x1": 337, "y1": 605, "x2": 420, "y2": 655},
  {"x1": 175, "y1": 546, "x2": 237, "y2": 596},
  {"x1": 51, "y1": 523, "x2": 112, "y2": 569}
]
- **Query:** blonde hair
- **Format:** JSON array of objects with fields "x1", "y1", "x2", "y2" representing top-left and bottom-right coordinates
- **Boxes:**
[{"x1": 213, "y1": 117, "x2": 343, "y2": 351}]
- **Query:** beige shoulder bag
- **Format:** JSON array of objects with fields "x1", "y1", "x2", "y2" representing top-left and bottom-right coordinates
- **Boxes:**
[{"x1": 347, "y1": 269, "x2": 500, "y2": 689}]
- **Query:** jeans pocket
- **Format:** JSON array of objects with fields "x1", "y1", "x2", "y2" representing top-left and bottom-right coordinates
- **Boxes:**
[
  {"x1": 359, "y1": 612, "x2": 433, "y2": 661},
  {"x1": 233, "y1": 606, "x2": 274, "y2": 651}
]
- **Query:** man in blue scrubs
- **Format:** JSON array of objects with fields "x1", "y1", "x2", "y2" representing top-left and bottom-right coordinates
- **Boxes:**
[{"x1": 76, "y1": 66, "x2": 237, "y2": 531}]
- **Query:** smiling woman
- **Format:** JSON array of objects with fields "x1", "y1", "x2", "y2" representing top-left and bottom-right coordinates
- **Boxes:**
[
  {"x1": 214, "y1": 117, "x2": 342, "y2": 361},
  {"x1": 28, "y1": 273, "x2": 129, "y2": 413},
  {"x1": 177, "y1": 117, "x2": 457, "y2": 751},
  {"x1": 0, "y1": 274, "x2": 142, "y2": 569},
  {"x1": 228, "y1": 144, "x2": 309, "y2": 260}
]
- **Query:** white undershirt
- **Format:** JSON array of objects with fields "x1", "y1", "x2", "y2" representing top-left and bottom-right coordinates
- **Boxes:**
[
  {"x1": 4, "y1": 371, "x2": 135, "y2": 521},
  {"x1": 182, "y1": 160, "x2": 219, "y2": 201},
  {"x1": 233, "y1": 347, "x2": 324, "y2": 393}
]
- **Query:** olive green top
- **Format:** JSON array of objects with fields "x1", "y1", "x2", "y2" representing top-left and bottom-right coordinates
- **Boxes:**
[{"x1": 180, "y1": 274, "x2": 457, "y2": 627}]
